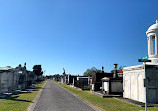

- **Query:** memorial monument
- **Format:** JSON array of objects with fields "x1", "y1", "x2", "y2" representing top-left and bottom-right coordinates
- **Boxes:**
[{"x1": 123, "y1": 20, "x2": 158, "y2": 103}]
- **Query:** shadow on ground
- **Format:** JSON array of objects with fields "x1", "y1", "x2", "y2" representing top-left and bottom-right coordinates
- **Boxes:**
[
  {"x1": 5, "y1": 96, "x2": 33, "y2": 103},
  {"x1": 0, "y1": 84, "x2": 43, "y2": 103}
]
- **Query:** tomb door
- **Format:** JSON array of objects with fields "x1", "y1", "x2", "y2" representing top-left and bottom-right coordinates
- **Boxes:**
[
  {"x1": 138, "y1": 75, "x2": 145, "y2": 102},
  {"x1": 124, "y1": 75, "x2": 130, "y2": 98},
  {"x1": 131, "y1": 75, "x2": 138, "y2": 101}
]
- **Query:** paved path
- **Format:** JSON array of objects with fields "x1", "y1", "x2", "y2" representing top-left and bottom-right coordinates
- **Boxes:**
[{"x1": 34, "y1": 80, "x2": 96, "y2": 111}]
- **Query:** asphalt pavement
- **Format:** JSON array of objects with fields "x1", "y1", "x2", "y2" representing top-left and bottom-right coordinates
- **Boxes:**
[{"x1": 34, "y1": 80, "x2": 96, "y2": 111}]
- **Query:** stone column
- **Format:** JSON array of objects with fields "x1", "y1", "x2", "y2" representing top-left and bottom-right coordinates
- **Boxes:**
[
  {"x1": 113, "y1": 64, "x2": 118, "y2": 78},
  {"x1": 68, "y1": 75, "x2": 69, "y2": 84},
  {"x1": 151, "y1": 36, "x2": 154, "y2": 55},
  {"x1": 148, "y1": 36, "x2": 151, "y2": 55},
  {"x1": 155, "y1": 34, "x2": 158, "y2": 55},
  {"x1": 73, "y1": 78, "x2": 74, "y2": 86}
]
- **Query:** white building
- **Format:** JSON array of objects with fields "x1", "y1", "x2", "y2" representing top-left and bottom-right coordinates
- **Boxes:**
[
  {"x1": 123, "y1": 64, "x2": 158, "y2": 103},
  {"x1": 147, "y1": 20, "x2": 158, "y2": 64},
  {"x1": 0, "y1": 64, "x2": 38, "y2": 94},
  {"x1": 123, "y1": 20, "x2": 158, "y2": 103}
]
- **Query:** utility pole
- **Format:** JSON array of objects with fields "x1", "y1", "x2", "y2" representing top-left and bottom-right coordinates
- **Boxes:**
[{"x1": 138, "y1": 59, "x2": 151, "y2": 111}]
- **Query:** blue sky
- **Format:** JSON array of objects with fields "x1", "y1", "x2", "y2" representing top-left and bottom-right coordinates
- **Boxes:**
[{"x1": 0, "y1": 0, "x2": 158, "y2": 75}]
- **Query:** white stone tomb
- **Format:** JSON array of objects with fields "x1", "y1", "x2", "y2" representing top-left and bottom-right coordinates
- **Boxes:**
[{"x1": 123, "y1": 20, "x2": 158, "y2": 103}]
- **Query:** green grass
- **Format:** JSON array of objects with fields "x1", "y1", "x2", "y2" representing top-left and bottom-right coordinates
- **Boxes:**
[
  {"x1": 0, "y1": 81, "x2": 46, "y2": 111},
  {"x1": 53, "y1": 81, "x2": 158, "y2": 111}
]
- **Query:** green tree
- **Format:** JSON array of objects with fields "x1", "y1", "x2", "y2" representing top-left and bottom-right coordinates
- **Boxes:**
[{"x1": 83, "y1": 67, "x2": 102, "y2": 77}]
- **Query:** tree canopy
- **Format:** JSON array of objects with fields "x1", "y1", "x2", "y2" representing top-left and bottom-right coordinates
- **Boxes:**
[
  {"x1": 33, "y1": 65, "x2": 43, "y2": 76},
  {"x1": 83, "y1": 67, "x2": 102, "y2": 77}
]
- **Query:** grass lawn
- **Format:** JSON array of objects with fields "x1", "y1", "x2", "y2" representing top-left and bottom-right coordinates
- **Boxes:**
[
  {"x1": 0, "y1": 81, "x2": 46, "y2": 111},
  {"x1": 53, "y1": 81, "x2": 158, "y2": 111}
]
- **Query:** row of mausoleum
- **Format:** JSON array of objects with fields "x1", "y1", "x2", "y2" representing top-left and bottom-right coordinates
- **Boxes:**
[
  {"x1": 0, "y1": 63, "x2": 43, "y2": 95},
  {"x1": 52, "y1": 20, "x2": 158, "y2": 104},
  {"x1": 52, "y1": 64, "x2": 123, "y2": 93}
]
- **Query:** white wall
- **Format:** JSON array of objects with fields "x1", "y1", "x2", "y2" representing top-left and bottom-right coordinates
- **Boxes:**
[
  {"x1": 0, "y1": 71, "x2": 14, "y2": 93},
  {"x1": 123, "y1": 64, "x2": 158, "y2": 103},
  {"x1": 103, "y1": 82, "x2": 108, "y2": 91},
  {"x1": 123, "y1": 64, "x2": 146, "y2": 103}
]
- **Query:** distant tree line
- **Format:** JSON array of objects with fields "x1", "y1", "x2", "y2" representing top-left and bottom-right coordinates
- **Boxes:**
[{"x1": 83, "y1": 65, "x2": 125, "y2": 77}]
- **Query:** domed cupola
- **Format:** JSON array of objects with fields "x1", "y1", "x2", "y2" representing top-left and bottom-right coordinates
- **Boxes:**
[
  {"x1": 146, "y1": 20, "x2": 158, "y2": 35},
  {"x1": 146, "y1": 20, "x2": 158, "y2": 64}
]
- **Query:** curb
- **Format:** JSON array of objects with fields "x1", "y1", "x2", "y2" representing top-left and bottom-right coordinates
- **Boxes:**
[
  {"x1": 52, "y1": 81, "x2": 102, "y2": 111},
  {"x1": 26, "y1": 81, "x2": 47, "y2": 111}
]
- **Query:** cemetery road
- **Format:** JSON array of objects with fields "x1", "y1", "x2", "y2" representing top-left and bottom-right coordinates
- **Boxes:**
[{"x1": 34, "y1": 80, "x2": 96, "y2": 111}]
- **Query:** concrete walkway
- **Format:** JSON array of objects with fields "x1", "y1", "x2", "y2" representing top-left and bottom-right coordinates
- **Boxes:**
[{"x1": 33, "y1": 80, "x2": 96, "y2": 111}]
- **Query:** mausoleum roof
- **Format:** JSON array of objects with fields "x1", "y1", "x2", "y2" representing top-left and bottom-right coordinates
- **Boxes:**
[
  {"x1": 148, "y1": 20, "x2": 158, "y2": 31},
  {"x1": 0, "y1": 66, "x2": 12, "y2": 71}
]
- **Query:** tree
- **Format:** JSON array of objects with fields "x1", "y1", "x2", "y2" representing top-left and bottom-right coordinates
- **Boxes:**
[
  {"x1": 83, "y1": 67, "x2": 102, "y2": 77},
  {"x1": 33, "y1": 65, "x2": 43, "y2": 76}
]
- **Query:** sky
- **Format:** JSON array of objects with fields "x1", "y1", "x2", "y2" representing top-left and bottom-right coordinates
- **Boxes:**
[{"x1": 0, "y1": 0, "x2": 158, "y2": 75}]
